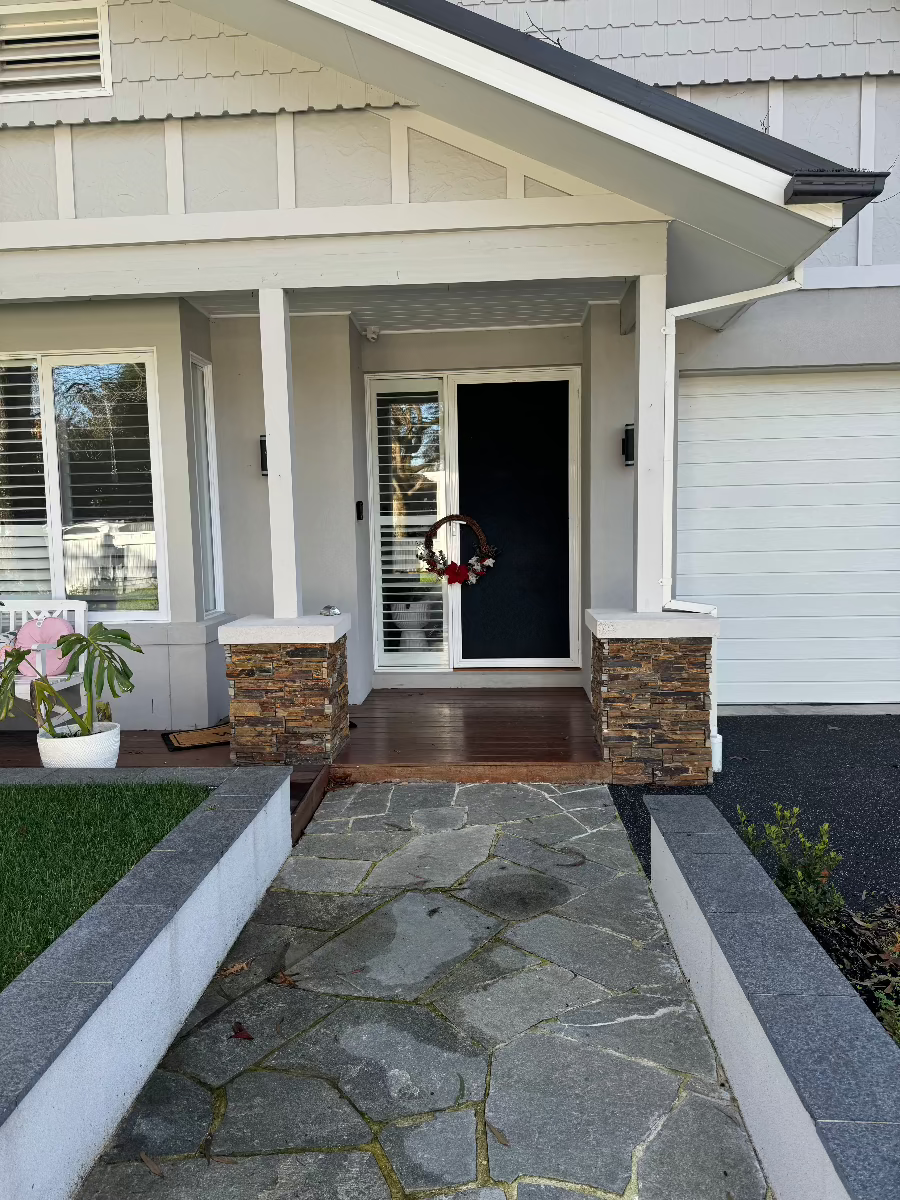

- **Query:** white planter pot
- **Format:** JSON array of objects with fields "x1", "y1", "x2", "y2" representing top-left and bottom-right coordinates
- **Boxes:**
[{"x1": 37, "y1": 722, "x2": 121, "y2": 768}]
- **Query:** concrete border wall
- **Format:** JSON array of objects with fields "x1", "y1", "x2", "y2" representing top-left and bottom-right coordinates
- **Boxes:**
[
  {"x1": 647, "y1": 794, "x2": 900, "y2": 1200},
  {"x1": 0, "y1": 765, "x2": 291, "y2": 1200}
]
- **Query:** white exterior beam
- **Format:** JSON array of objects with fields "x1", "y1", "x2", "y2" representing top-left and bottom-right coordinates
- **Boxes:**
[
  {"x1": 634, "y1": 273, "x2": 668, "y2": 612},
  {"x1": 259, "y1": 288, "x2": 303, "y2": 620}
]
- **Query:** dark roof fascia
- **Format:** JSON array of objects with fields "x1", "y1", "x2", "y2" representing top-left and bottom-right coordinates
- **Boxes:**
[{"x1": 372, "y1": 0, "x2": 886, "y2": 208}]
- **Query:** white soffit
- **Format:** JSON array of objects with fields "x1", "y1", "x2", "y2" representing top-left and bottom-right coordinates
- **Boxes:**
[
  {"x1": 188, "y1": 278, "x2": 626, "y2": 330},
  {"x1": 187, "y1": 0, "x2": 839, "y2": 279}
]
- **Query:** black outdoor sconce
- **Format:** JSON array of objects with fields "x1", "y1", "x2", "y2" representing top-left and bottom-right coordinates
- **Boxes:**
[
  {"x1": 259, "y1": 435, "x2": 268, "y2": 476},
  {"x1": 622, "y1": 423, "x2": 635, "y2": 466}
]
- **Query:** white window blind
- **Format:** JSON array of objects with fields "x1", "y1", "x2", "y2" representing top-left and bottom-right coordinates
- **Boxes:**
[
  {"x1": 0, "y1": 361, "x2": 51, "y2": 596},
  {"x1": 371, "y1": 383, "x2": 448, "y2": 668},
  {"x1": 0, "y1": 6, "x2": 105, "y2": 100},
  {"x1": 51, "y1": 362, "x2": 158, "y2": 612}
]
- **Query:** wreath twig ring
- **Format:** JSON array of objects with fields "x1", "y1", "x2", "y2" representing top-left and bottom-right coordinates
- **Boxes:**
[{"x1": 417, "y1": 515, "x2": 498, "y2": 586}]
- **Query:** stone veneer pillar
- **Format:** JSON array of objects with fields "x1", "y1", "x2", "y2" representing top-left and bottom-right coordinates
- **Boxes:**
[
  {"x1": 218, "y1": 615, "x2": 351, "y2": 766},
  {"x1": 586, "y1": 611, "x2": 720, "y2": 786}
]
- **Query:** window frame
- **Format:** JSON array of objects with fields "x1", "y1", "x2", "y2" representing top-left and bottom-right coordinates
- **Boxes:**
[
  {"x1": 188, "y1": 352, "x2": 225, "y2": 618},
  {"x1": 0, "y1": 347, "x2": 169, "y2": 622},
  {"x1": 0, "y1": 2, "x2": 113, "y2": 107}
]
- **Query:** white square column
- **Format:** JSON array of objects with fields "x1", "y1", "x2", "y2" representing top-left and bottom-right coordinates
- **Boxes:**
[
  {"x1": 633, "y1": 274, "x2": 669, "y2": 612},
  {"x1": 259, "y1": 287, "x2": 303, "y2": 619}
]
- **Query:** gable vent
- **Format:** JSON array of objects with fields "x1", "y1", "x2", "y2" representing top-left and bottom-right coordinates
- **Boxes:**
[{"x1": 0, "y1": 6, "x2": 107, "y2": 102}]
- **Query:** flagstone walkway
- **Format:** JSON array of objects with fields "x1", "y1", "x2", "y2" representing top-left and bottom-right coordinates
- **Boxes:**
[{"x1": 77, "y1": 783, "x2": 770, "y2": 1200}]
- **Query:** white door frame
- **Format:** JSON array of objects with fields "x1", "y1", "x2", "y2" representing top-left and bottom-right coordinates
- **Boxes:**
[{"x1": 366, "y1": 366, "x2": 582, "y2": 672}]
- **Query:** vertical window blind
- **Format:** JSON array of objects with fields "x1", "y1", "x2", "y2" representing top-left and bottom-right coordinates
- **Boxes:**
[
  {"x1": 0, "y1": 361, "x2": 51, "y2": 595},
  {"x1": 373, "y1": 386, "x2": 447, "y2": 666}
]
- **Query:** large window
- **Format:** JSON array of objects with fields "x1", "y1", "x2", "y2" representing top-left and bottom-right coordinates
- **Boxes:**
[{"x1": 0, "y1": 352, "x2": 165, "y2": 617}]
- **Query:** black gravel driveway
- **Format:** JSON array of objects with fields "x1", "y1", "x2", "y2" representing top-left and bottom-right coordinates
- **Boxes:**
[{"x1": 613, "y1": 714, "x2": 900, "y2": 908}]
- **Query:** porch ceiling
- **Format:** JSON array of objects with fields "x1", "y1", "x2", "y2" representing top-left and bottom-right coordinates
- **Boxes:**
[{"x1": 187, "y1": 278, "x2": 626, "y2": 333}]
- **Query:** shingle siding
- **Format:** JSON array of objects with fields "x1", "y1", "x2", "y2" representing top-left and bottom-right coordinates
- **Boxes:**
[
  {"x1": 0, "y1": 0, "x2": 410, "y2": 129},
  {"x1": 450, "y1": 0, "x2": 900, "y2": 83}
]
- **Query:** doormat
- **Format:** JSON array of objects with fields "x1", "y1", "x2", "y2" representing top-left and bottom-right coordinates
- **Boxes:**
[{"x1": 162, "y1": 723, "x2": 231, "y2": 752}]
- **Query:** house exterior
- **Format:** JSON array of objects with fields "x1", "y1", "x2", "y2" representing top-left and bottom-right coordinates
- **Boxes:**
[
  {"x1": 453, "y1": 0, "x2": 900, "y2": 707},
  {"x1": 0, "y1": 0, "x2": 887, "y2": 780}
]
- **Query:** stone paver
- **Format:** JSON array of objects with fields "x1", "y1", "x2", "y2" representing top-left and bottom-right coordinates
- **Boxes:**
[
  {"x1": 212, "y1": 1073, "x2": 370, "y2": 1154},
  {"x1": 291, "y1": 890, "x2": 502, "y2": 999},
  {"x1": 452, "y1": 858, "x2": 582, "y2": 920},
  {"x1": 274, "y1": 855, "x2": 372, "y2": 893},
  {"x1": 269, "y1": 999, "x2": 488, "y2": 1118},
  {"x1": 78, "y1": 782, "x2": 769, "y2": 1200},
  {"x1": 379, "y1": 1109, "x2": 477, "y2": 1190},
  {"x1": 163, "y1": 984, "x2": 342, "y2": 1086},
  {"x1": 487, "y1": 1030, "x2": 681, "y2": 1191},
  {"x1": 364, "y1": 824, "x2": 497, "y2": 888}
]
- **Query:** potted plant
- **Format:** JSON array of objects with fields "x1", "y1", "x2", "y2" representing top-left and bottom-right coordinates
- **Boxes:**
[{"x1": 0, "y1": 623, "x2": 142, "y2": 768}]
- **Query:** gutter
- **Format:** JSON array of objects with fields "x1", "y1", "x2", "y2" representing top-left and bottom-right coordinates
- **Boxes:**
[{"x1": 660, "y1": 270, "x2": 805, "y2": 773}]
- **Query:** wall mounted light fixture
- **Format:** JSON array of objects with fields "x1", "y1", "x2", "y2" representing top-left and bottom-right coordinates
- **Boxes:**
[{"x1": 622, "y1": 424, "x2": 635, "y2": 466}]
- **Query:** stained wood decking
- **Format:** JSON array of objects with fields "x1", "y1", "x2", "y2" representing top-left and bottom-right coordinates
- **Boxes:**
[
  {"x1": 332, "y1": 687, "x2": 608, "y2": 784},
  {"x1": 0, "y1": 687, "x2": 607, "y2": 787}
]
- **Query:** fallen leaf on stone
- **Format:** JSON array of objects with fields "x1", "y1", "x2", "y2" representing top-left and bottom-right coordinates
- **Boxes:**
[
  {"x1": 455, "y1": 1073, "x2": 466, "y2": 1105},
  {"x1": 217, "y1": 960, "x2": 252, "y2": 978},
  {"x1": 273, "y1": 970, "x2": 298, "y2": 988},
  {"x1": 210, "y1": 1156, "x2": 239, "y2": 1165},
  {"x1": 139, "y1": 1153, "x2": 165, "y2": 1177},
  {"x1": 229, "y1": 1022, "x2": 254, "y2": 1041},
  {"x1": 486, "y1": 1121, "x2": 510, "y2": 1146}
]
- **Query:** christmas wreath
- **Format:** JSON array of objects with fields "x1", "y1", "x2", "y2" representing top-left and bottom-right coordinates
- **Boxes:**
[{"x1": 417, "y1": 515, "x2": 497, "y2": 586}]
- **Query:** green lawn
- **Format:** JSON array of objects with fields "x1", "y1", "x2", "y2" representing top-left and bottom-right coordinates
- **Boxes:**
[{"x1": 0, "y1": 783, "x2": 208, "y2": 991}]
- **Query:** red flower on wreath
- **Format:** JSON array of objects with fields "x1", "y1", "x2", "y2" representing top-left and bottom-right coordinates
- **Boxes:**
[{"x1": 444, "y1": 561, "x2": 472, "y2": 586}]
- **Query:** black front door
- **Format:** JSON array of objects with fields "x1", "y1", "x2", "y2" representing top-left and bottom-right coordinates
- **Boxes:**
[{"x1": 456, "y1": 379, "x2": 571, "y2": 662}]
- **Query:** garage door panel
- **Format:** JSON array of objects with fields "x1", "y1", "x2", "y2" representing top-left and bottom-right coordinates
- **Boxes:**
[
  {"x1": 679, "y1": 457, "x2": 900, "y2": 488},
  {"x1": 721, "y1": 657, "x2": 900, "y2": 683},
  {"x1": 678, "y1": 503, "x2": 900, "y2": 531},
  {"x1": 679, "y1": 414, "x2": 900, "y2": 441},
  {"x1": 678, "y1": 435, "x2": 900, "y2": 466},
  {"x1": 714, "y1": 593, "x2": 900, "y2": 618},
  {"x1": 718, "y1": 637, "x2": 900, "y2": 660},
  {"x1": 679, "y1": 549, "x2": 900, "y2": 575},
  {"x1": 680, "y1": 525, "x2": 900, "y2": 553},
  {"x1": 679, "y1": 571, "x2": 899, "y2": 597},
  {"x1": 720, "y1": 616, "x2": 900, "y2": 639},
  {"x1": 719, "y1": 681, "x2": 900, "y2": 704},
  {"x1": 678, "y1": 482, "x2": 898, "y2": 508},
  {"x1": 678, "y1": 370, "x2": 900, "y2": 704}
]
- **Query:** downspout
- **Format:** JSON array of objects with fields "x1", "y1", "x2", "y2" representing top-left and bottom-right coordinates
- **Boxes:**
[{"x1": 660, "y1": 268, "x2": 804, "y2": 771}]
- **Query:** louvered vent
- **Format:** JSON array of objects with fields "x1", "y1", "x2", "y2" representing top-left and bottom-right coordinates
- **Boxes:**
[{"x1": 0, "y1": 7, "x2": 105, "y2": 100}]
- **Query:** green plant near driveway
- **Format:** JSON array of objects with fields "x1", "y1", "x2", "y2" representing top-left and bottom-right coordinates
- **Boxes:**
[
  {"x1": 0, "y1": 783, "x2": 207, "y2": 991},
  {"x1": 738, "y1": 802, "x2": 844, "y2": 923},
  {"x1": 0, "y1": 623, "x2": 142, "y2": 736}
]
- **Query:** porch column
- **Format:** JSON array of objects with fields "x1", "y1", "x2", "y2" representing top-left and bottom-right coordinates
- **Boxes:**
[
  {"x1": 633, "y1": 274, "x2": 669, "y2": 612},
  {"x1": 259, "y1": 287, "x2": 303, "y2": 618}
]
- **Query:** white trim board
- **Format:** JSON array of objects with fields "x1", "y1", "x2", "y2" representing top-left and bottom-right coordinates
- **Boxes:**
[
  {"x1": 0, "y1": 194, "x2": 664, "y2": 253},
  {"x1": 0, "y1": 223, "x2": 667, "y2": 303}
]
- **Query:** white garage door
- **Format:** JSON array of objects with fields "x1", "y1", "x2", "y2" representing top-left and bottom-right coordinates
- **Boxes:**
[{"x1": 677, "y1": 371, "x2": 900, "y2": 704}]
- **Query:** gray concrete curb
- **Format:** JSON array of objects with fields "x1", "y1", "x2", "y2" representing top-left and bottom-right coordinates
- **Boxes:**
[
  {"x1": 0, "y1": 766, "x2": 292, "y2": 1200},
  {"x1": 646, "y1": 795, "x2": 900, "y2": 1200}
]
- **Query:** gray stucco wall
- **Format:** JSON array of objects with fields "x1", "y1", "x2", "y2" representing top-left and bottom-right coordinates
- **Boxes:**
[
  {"x1": 678, "y1": 287, "x2": 900, "y2": 373},
  {"x1": 72, "y1": 121, "x2": 168, "y2": 219},
  {"x1": 0, "y1": 128, "x2": 57, "y2": 222},
  {"x1": 294, "y1": 110, "x2": 392, "y2": 208},
  {"x1": 183, "y1": 115, "x2": 279, "y2": 213}
]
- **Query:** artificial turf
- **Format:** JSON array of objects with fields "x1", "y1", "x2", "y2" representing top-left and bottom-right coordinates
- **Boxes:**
[{"x1": 0, "y1": 783, "x2": 208, "y2": 992}]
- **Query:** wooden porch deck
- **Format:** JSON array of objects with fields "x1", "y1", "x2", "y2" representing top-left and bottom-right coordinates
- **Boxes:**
[
  {"x1": 0, "y1": 688, "x2": 607, "y2": 789},
  {"x1": 332, "y1": 687, "x2": 609, "y2": 784}
]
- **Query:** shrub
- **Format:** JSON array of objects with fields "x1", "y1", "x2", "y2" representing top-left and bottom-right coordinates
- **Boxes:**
[{"x1": 737, "y1": 803, "x2": 844, "y2": 924}]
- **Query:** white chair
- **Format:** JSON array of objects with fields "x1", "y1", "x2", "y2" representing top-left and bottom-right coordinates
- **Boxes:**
[{"x1": 0, "y1": 596, "x2": 88, "y2": 718}]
